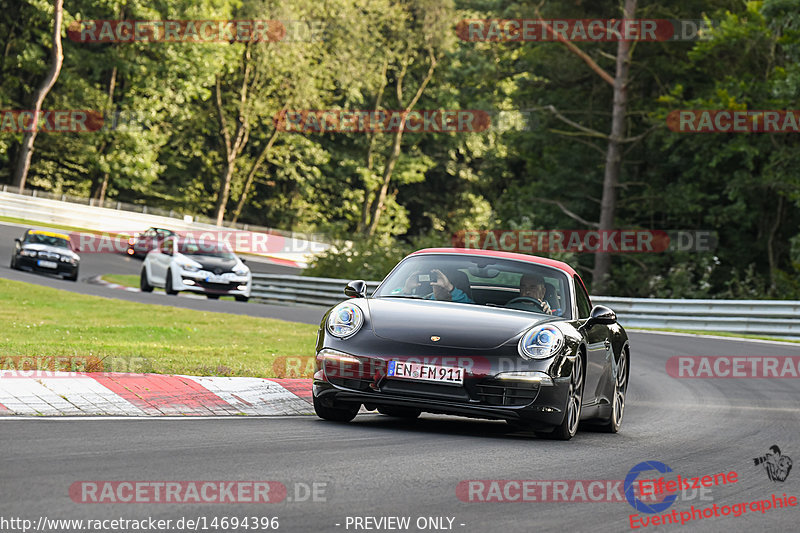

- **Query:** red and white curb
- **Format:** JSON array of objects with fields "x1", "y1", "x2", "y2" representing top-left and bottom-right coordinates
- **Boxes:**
[
  {"x1": 0, "y1": 371, "x2": 313, "y2": 416},
  {"x1": 89, "y1": 275, "x2": 140, "y2": 292}
]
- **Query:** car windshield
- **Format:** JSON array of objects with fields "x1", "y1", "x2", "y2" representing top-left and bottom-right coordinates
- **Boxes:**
[
  {"x1": 373, "y1": 254, "x2": 572, "y2": 318},
  {"x1": 178, "y1": 241, "x2": 236, "y2": 260},
  {"x1": 24, "y1": 233, "x2": 70, "y2": 249}
]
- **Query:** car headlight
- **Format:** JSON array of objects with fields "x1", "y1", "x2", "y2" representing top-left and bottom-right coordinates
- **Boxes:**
[
  {"x1": 59, "y1": 255, "x2": 77, "y2": 263},
  {"x1": 19, "y1": 249, "x2": 37, "y2": 257},
  {"x1": 233, "y1": 265, "x2": 249, "y2": 276},
  {"x1": 176, "y1": 261, "x2": 200, "y2": 272},
  {"x1": 518, "y1": 325, "x2": 564, "y2": 360},
  {"x1": 326, "y1": 302, "x2": 364, "y2": 339}
]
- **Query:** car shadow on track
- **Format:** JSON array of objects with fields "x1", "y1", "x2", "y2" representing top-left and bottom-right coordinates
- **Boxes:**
[{"x1": 317, "y1": 414, "x2": 560, "y2": 442}]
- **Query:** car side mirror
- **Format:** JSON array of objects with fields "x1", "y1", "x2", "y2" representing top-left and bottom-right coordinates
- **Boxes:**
[
  {"x1": 240, "y1": 258, "x2": 247, "y2": 264},
  {"x1": 344, "y1": 280, "x2": 367, "y2": 299},
  {"x1": 585, "y1": 305, "x2": 616, "y2": 328}
]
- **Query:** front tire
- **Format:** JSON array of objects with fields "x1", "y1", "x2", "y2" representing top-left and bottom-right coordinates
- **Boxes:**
[
  {"x1": 206, "y1": 294, "x2": 220, "y2": 300},
  {"x1": 602, "y1": 349, "x2": 628, "y2": 433},
  {"x1": 537, "y1": 354, "x2": 584, "y2": 441},
  {"x1": 65, "y1": 269, "x2": 78, "y2": 282},
  {"x1": 140, "y1": 268, "x2": 154, "y2": 292},
  {"x1": 235, "y1": 295, "x2": 249, "y2": 302},
  {"x1": 165, "y1": 269, "x2": 178, "y2": 295},
  {"x1": 10, "y1": 254, "x2": 17, "y2": 270},
  {"x1": 313, "y1": 395, "x2": 359, "y2": 422}
]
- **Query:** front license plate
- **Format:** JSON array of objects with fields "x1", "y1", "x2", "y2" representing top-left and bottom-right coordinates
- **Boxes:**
[
  {"x1": 205, "y1": 275, "x2": 225, "y2": 283},
  {"x1": 387, "y1": 361, "x2": 464, "y2": 385},
  {"x1": 37, "y1": 260, "x2": 58, "y2": 269}
]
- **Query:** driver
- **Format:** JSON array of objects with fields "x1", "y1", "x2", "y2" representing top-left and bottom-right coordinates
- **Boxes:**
[
  {"x1": 393, "y1": 269, "x2": 473, "y2": 303},
  {"x1": 507, "y1": 273, "x2": 553, "y2": 314}
]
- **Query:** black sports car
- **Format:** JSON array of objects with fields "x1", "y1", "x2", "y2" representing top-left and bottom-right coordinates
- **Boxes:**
[
  {"x1": 10, "y1": 229, "x2": 80, "y2": 281},
  {"x1": 312, "y1": 248, "x2": 630, "y2": 440}
]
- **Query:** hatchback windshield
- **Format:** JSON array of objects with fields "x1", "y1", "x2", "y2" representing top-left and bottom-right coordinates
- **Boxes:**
[
  {"x1": 178, "y1": 241, "x2": 236, "y2": 260},
  {"x1": 374, "y1": 254, "x2": 572, "y2": 318}
]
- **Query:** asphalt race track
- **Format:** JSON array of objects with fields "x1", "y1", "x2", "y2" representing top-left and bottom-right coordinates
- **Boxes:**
[
  {"x1": 1, "y1": 340, "x2": 799, "y2": 530},
  {"x1": 2, "y1": 222, "x2": 800, "y2": 532},
  {"x1": 0, "y1": 221, "x2": 324, "y2": 324}
]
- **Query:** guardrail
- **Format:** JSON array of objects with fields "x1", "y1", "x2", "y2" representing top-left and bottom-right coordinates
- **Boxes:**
[
  {"x1": 0, "y1": 189, "x2": 330, "y2": 266},
  {"x1": 250, "y1": 274, "x2": 800, "y2": 338}
]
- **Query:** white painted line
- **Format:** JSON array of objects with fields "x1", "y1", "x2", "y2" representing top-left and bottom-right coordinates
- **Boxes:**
[{"x1": 629, "y1": 329, "x2": 800, "y2": 347}]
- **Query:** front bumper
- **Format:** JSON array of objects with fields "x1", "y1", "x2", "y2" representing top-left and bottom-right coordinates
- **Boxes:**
[
  {"x1": 312, "y1": 352, "x2": 571, "y2": 427},
  {"x1": 173, "y1": 270, "x2": 251, "y2": 296},
  {"x1": 14, "y1": 255, "x2": 78, "y2": 278}
]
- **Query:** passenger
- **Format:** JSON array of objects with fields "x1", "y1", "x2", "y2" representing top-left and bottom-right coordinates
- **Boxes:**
[{"x1": 394, "y1": 269, "x2": 474, "y2": 303}]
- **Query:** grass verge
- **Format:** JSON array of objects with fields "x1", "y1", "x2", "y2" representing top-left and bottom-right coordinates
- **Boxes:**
[
  {"x1": 0, "y1": 278, "x2": 318, "y2": 378},
  {"x1": 101, "y1": 274, "x2": 140, "y2": 288}
]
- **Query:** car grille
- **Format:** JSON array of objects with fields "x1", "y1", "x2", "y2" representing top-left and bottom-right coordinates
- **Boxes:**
[
  {"x1": 381, "y1": 380, "x2": 471, "y2": 402},
  {"x1": 476, "y1": 380, "x2": 539, "y2": 406},
  {"x1": 195, "y1": 280, "x2": 239, "y2": 291},
  {"x1": 37, "y1": 251, "x2": 61, "y2": 260},
  {"x1": 327, "y1": 377, "x2": 373, "y2": 391}
]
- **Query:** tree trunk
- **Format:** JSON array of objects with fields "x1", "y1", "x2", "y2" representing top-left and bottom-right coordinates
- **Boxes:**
[
  {"x1": 11, "y1": 0, "x2": 64, "y2": 193},
  {"x1": 357, "y1": 57, "x2": 389, "y2": 234},
  {"x1": 365, "y1": 52, "x2": 437, "y2": 236},
  {"x1": 216, "y1": 162, "x2": 236, "y2": 225},
  {"x1": 591, "y1": 0, "x2": 636, "y2": 293},
  {"x1": 213, "y1": 44, "x2": 254, "y2": 226},
  {"x1": 231, "y1": 127, "x2": 279, "y2": 224}
]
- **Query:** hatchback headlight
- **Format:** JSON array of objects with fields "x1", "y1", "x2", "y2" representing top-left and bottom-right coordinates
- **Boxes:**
[
  {"x1": 326, "y1": 302, "x2": 364, "y2": 339},
  {"x1": 233, "y1": 265, "x2": 249, "y2": 276},
  {"x1": 20, "y1": 249, "x2": 37, "y2": 257},
  {"x1": 177, "y1": 261, "x2": 200, "y2": 272},
  {"x1": 518, "y1": 325, "x2": 564, "y2": 360}
]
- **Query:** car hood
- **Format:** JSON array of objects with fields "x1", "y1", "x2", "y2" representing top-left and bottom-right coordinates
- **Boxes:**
[
  {"x1": 366, "y1": 298, "x2": 556, "y2": 349},
  {"x1": 21, "y1": 243, "x2": 77, "y2": 258},
  {"x1": 184, "y1": 255, "x2": 239, "y2": 273}
]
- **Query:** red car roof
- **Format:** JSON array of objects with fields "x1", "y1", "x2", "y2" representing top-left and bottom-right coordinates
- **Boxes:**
[{"x1": 410, "y1": 247, "x2": 579, "y2": 277}]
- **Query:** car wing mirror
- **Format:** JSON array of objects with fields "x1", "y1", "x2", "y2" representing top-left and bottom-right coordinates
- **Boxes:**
[
  {"x1": 344, "y1": 280, "x2": 367, "y2": 299},
  {"x1": 584, "y1": 305, "x2": 617, "y2": 329},
  {"x1": 240, "y1": 258, "x2": 247, "y2": 264}
]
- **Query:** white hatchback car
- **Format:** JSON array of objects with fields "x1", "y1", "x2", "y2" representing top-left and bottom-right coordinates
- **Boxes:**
[{"x1": 140, "y1": 237, "x2": 252, "y2": 301}]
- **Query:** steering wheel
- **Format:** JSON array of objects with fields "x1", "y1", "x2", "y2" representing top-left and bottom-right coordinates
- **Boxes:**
[{"x1": 506, "y1": 296, "x2": 546, "y2": 312}]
